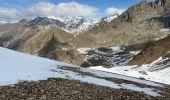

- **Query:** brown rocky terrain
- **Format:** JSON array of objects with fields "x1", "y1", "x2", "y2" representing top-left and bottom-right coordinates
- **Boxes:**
[
  {"x1": 18, "y1": 27, "x2": 74, "y2": 55},
  {"x1": 0, "y1": 78, "x2": 169, "y2": 100},
  {"x1": 129, "y1": 35, "x2": 170, "y2": 66},
  {"x1": 0, "y1": 22, "x2": 36, "y2": 49},
  {"x1": 17, "y1": 26, "x2": 87, "y2": 65},
  {"x1": 39, "y1": 47, "x2": 85, "y2": 65}
]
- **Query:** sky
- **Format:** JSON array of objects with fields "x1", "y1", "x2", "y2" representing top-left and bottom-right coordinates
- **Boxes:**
[{"x1": 0, "y1": 0, "x2": 142, "y2": 23}]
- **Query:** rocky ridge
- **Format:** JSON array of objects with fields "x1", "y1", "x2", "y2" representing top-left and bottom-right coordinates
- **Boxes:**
[{"x1": 71, "y1": 0, "x2": 170, "y2": 48}]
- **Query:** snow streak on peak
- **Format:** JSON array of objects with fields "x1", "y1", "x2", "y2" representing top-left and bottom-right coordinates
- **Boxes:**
[
  {"x1": 102, "y1": 15, "x2": 118, "y2": 22},
  {"x1": 47, "y1": 15, "x2": 117, "y2": 35},
  {"x1": 48, "y1": 16, "x2": 100, "y2": 35}
]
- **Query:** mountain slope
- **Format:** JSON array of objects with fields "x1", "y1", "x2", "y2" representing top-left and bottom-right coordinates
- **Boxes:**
[
  {"x1": 0, "y1": 16, "x2": 100, "y2": 50},
  {"x1": 18, "y1": 27, "x2": 74, "y2": 55},
  {"x1": 129, "y1": 35, "x2": 170, "y2": 66},
  {"x1": 17, "y1": 26, "x2": 87, "y2": 65},
  {"x1": 0, "y1": 22, "x2": 37, "y2": 50},
  {"x1": 71, "y1": 0, "x2": 170, "y2": 48}
]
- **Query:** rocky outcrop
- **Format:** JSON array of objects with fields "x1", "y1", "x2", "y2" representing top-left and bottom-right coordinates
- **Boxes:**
[
  {"x1": 47, "y1": 49, "x2": 85, "y2": 65},
  {"x1": 26, "y1": 17, "x2": 65, "y2": 27},
  {"x1": 111, "y1": 0, "x2": 168, "y2": 24},
  {"x1": 37, "y1": 35, "x2": 85, "y2": 65},
  {"x1": 38, "y1": 35, "x2": 69, "y2": 57},
  {"x1": 129, "y1": 35, "x2": 170, "y2": 66},
  {"x1": 155, "y1": 0, "x2": 166, "y2": 7}
]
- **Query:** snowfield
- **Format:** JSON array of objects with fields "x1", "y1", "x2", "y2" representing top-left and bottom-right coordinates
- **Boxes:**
[
  {"x1": 76, "y1": 47, "x2": 170, "y2": 85},
  {"x1": 0, "y1": 47, "x2": 165, "y2": 96},
  {"x1": 77, "y1": 47, "x2": 170, "y2": 85},
  {"x1": 0, "y1": 47, "x2": 73, "y2": 85},
  {"x1": 89, "y1": 63, "x2": 170, "y2": 85}
]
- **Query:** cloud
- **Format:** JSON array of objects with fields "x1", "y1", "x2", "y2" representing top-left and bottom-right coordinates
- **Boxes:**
[
  {"x1": 27, "y1": 2, "x2": 98, "y2": 17},
  {"x1": 0, "y1": 7, "x2": 23, "y2": 23},
  {"x1": 0, "y1": 1, "x2": 98, "y2": 23},
  {"x1": 105, "y1": 7, "x2": 125, "y2": 16}
]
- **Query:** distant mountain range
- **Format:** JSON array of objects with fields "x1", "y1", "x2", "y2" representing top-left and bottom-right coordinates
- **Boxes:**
[{"x1": 0, "y1": 15, "x2": 116, "y2": 36}]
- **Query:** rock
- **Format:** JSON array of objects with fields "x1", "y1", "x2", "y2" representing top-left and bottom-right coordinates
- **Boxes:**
[
  {"x1": 0, "y1": 78, "x2": 164, "y2": 100},
  {"x1": 80, "y1": 61, "x2": 90, "y2": 67},
  {"x1": 96, "y1": 47, "x2": 112, "y2": 53}
]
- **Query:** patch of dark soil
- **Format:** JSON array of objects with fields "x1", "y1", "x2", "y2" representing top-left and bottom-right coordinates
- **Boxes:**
[
  {"x1": 87, "y1": 56, "x2": 107, "y2": 66},
  {"x1": 48, "y1": 49, "x2": 85, "y2": 66},
  {"x1": 80, "y1": 61, "x2": 91, "y2": 67},
  {"x1": 58, "y1": 66, "x2": 95, "y2": 77},
  {"x1": 96, "y1": 47, "x2": 113, "y2": 53}
]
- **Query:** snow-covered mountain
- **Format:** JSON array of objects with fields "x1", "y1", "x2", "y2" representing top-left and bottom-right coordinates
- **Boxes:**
[
  {"x1": 0, "y1": 15, "x2": 118, "y2": 37},
  {"x1": 49, "y1": 16, "x2": 100, "y2": 35},
  {"x1": 24, "y1": 15, "x2": 117, "y2": 35},
  {"x1": 0, "y1": 21, "x2": 8, "y2": 24},
  {"x1": 102, "y1": 15, "x2": 118, "y2": 22}
]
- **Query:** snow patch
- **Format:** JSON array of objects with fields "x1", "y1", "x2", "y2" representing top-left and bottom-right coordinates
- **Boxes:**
[
  {"x1": 103, "y1": 15, "x2": 118, "y2": 22},
  {"x1": 90, "y1": 63, "x2": 170, "y2": 85},
  {"x1": 77, "y1": 48, "x2": 92, "y2": 54},
  {"x1": 160, "y1": 28, "x2": 169, "y2": 34},
  {"x1": 48, "y1": 16, "x2": 100, "y2": 35},
  {"x1": 110, "y1": 47, "x2": 124, "y2": 54}
]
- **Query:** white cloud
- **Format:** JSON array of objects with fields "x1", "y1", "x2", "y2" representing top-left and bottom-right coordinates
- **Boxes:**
[
  {"x1": 0, "y1": 7, "x2": 23, "y2": 23},
  {"x1": 0, "y1": 2, "x2": 98, "y2": 23},
  {"x1": 105, "y1": 7, "x2": 125, "y2": 16},
  {"x1": 27, "y1": 2, "x2": 98, "y2": 17}
]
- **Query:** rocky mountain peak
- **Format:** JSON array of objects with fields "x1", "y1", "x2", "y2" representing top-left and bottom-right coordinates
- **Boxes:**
[
  {"x1": 18, "y1": 19, "x2": 28, "y2": 24},
  {"x1": 26, "y1": 17, "x2": 65, "y2": 27},
  {"x1": 155, "y1": 0, "x2": 166, "y2": 6},
  {"x1": 109, "y1": 0, "x2": 169, "y2": 24}
]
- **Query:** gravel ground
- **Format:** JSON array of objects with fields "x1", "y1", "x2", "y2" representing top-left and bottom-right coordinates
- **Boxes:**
[{"x1": 0, "y1": 78, "x2": 169, "y2": 100}]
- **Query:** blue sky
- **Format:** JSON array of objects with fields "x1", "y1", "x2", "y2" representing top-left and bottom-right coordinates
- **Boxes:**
[
  {"x1": 0, "y1": 0, "x2": 141, "y2": 22},
  {"x1": 0, "y1": 0, "x2": 141, "y2": 11}
]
